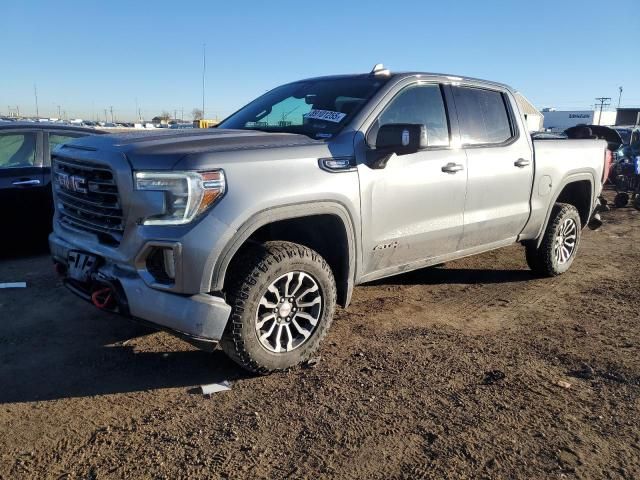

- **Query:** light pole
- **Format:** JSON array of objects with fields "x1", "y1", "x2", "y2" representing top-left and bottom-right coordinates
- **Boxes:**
[
  {"x1": 34, "y1": 84, "x2": 39, "y2": 119},
  {"x1": 618, "y1": 87, "x2": 623, "y2": 108},
  {"x1": 202, "y1": 43, "x2": 206, "y2": 119}
]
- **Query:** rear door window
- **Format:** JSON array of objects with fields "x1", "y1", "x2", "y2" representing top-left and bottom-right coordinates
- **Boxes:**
[
  {"x1": 452, "y1": 87, "x2": 514, "y2": 145},
  {"x1": 0, "y1": 132, "x2": 38, "y2": 168}
]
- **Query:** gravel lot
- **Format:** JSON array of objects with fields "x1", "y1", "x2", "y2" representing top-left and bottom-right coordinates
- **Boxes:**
[{"x1": 1, "y1": 192, "x2": 639, "y2": 479}]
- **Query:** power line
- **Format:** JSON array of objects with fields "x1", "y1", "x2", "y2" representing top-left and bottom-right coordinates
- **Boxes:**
[{"x1": 595, "y1": 97, "x2": 611, "y2": 125}]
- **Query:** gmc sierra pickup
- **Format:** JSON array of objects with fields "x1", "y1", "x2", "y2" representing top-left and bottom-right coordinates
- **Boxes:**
[{"x1": 49, "y1": 65, "x2": 608, "y2": 373}]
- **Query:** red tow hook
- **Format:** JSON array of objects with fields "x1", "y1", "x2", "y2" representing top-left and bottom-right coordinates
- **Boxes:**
[{"x1": 91, "y1": 287, "x2": 115, "y2": 309}]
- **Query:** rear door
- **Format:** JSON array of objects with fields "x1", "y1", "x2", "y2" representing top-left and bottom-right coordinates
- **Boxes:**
[
  {"x1": 0, "y1": 129, "x2": 46, "y2": 242},
  {"x1": 451, "y1": 86, "x2": 533, "y2": 249}
]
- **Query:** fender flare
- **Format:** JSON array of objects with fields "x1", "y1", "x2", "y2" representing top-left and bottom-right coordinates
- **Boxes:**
[
  {"x1": 534, "y1": 172, "x2": 595, "y2": 248},
  {"x1": 206, "y1": 201, "x2": 358, "y2": 306}
]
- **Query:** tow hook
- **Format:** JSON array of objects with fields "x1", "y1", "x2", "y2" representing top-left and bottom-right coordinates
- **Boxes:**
[{"x1": 91, "y1": 286, "x2": 116, "y2": 309}]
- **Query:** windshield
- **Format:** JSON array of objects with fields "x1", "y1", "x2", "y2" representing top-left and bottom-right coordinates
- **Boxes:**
[
  {"x1": 615, "y1": 128, "x2": 631, "y2": 144},
  {"x1": 218, "y1": 76, "x2": 390, "y2": 139}
]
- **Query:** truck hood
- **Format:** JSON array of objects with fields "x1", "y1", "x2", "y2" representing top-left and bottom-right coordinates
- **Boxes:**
[{"x1": 61, "y1": 128, "x2": 324, "y2": 170}]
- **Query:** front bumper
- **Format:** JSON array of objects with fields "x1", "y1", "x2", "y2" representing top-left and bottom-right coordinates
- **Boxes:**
[{"x1": 49, "y1": 233, "x2": 232, "y2": 348}]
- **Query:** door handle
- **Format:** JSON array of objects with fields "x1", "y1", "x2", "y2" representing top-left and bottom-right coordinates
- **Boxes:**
[
  {"x1": 514, "y1": 158, "x2": 531, "y2": 168},
  {"x1": 441, "y1": 162, "x2": 464, "y2": 174},
  {"x1": 12, "y1": 179, "x2": 41, "y2": 186}
]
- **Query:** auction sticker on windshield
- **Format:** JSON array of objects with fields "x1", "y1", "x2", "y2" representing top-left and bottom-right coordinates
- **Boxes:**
[{"x1": 304, "y1": 109, "x2": 346, "y2": 123}]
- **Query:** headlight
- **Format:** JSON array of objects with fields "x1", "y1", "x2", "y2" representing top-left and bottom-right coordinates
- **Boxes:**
[{"x1": 134, "y1": 170, "x2": 225, "y2": 225}]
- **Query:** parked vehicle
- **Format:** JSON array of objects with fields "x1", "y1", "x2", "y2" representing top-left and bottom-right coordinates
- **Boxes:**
[
  {"x1": 565, "y1": 124, "x2": 623, "y2": 152},
  {"x1": 580, "y1": 125, "x2": 640, "y2": 208},
  {"x1": 49, "y1": 66, "x2": 608, "y2": 373},
  {"x1": 613, "y1": 126, "x2": 640, "y2": 152},
  {"x1": 0, "y1": 123, "x2": 105, "y2": 246},
  {"x1": 611, "y1": 154, "x2": 640, "y2": 209}
]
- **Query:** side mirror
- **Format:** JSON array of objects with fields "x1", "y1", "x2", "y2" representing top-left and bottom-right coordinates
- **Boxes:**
[{"x1": 368, "y1": 124, "x2": 428, "y2": 169}]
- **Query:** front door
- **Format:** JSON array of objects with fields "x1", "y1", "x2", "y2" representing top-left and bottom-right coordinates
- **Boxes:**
[{"x1": 356, "y1": 83, "x2": 468, "y2": 277}]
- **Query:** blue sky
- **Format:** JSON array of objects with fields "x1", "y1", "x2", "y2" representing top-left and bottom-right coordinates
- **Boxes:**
[{"x1": 2, "y1": 0, "x2": 639, "y2": 121}]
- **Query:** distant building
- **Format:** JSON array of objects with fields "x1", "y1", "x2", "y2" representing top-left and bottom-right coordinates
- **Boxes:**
[
  {"x1": 514, "y1": 92, "x2": 543, "y2": 132},
  {"x1": 542, "y1": 110, "x2": 617, "y2": 131},
  {"x1": 615, "y1": 108, "x2": 640, "y2": 126},
  {"x1": 151, "y1": 116, "x2": 169, "y2": 126}
]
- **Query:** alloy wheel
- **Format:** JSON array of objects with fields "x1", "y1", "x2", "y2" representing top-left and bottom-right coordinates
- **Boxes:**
[
  {"x1": 553, "y1": 218, "x2": 577, "y2": 265},
  {"x1": 255, "y1": 271, "x2": 323, "y2": 353}
]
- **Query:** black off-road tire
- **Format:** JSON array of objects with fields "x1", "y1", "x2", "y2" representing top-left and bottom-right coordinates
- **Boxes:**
[
  {"x1": 221, "y1": 241, "x2": 337, "y2": 374},
  {"x1": 525, "y1": 203, "x2": 581, "y2": 277}
]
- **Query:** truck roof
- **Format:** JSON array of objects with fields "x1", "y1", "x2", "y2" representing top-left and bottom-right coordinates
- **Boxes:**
[{"x1": 294, "y1": 71, "x2": 514, "y2": 92}]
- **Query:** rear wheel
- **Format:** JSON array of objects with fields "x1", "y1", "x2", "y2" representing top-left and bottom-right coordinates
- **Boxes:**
[
  {"x1": 525, "y1": 203, "x2": 581, "y2": 277},
  {"x1": 221, "y1": 241, "x2": 336, "y2": 373}
]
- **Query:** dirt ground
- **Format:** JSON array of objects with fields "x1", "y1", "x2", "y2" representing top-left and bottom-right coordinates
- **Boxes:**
[{"x1": 1, "y1": 193, "x2": 639, "y2": 480}]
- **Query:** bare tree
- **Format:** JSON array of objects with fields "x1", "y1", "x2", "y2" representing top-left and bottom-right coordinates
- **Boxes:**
[
  {"x1": 192, "y1": 108, "x2": 204, "y2": 120},
  {"x1": 160, "y1": 111, "x2": 171, "y2": 121}
]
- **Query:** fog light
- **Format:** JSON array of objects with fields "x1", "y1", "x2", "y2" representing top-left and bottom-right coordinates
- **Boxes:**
[
  {"x1": 144, "y1": 245, "x2": 179, "y2": 284},
  {"x1": 162, "y1": 248, "x2": 176, "y2": 279}
]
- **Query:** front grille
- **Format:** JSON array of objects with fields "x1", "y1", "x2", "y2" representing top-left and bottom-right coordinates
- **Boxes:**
[{"x1": 53, "y1": 157, "x2": 124, "y2": 244}]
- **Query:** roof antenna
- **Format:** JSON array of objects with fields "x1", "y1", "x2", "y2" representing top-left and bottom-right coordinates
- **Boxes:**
[{"x1": 370, "y1": 63, "x2": 390, "y2": 76}]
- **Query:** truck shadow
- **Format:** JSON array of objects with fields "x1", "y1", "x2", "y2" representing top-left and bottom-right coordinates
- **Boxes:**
[
  {"x1": 1, "y1": 258, "x2": 531, "y2": 404},
  {"x1": 0, "y1": 239, "x2": 50, "y2": 260},
  {"x1": 0, "y1": 312, "x2": 253, "y2": 404},
  {"x1": 367, "y1": 266, "x2": 535, "y2": 287}
]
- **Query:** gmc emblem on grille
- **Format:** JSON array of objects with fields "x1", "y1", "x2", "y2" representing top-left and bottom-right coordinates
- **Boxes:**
[{"x1": 57, "y1": 173, "x2": 88, "y2": 194}]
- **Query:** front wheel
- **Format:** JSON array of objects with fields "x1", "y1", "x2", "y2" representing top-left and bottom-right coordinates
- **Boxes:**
[
  {"x1": 525, "y1": 203, "x2": 581, "y2": 277},
  {"x1": 221, "y1": 241, "x2": 336, "y2": 373}
]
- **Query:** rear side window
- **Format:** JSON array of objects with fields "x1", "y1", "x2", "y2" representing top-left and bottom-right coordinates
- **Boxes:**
[
  {"x1": 0, "y1": 132, "x2": 38, "y2": 168},
  {"x1": 453, "y1": 87, "x2": 514, "y2": 145}
]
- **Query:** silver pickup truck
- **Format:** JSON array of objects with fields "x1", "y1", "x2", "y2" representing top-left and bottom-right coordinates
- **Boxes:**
[{"x1": 49, "y1": 65, "x2": 607, "y2": 373}]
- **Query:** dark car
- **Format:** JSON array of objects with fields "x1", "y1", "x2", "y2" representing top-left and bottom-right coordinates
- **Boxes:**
[
  {"x1": 0, "y1": 123, "x2": 105, "y2": 248},
  {"x1": 613, "y1": 126, "x2": 640, "y2": 161}
]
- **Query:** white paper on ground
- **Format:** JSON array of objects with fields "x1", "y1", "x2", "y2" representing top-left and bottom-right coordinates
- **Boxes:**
[
  {"x1": 200, "y1": 381, "x2": 231, "y2": 395},
  {"x1": 0, "y1": 282, "x2": 27, "y2": 289}
]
